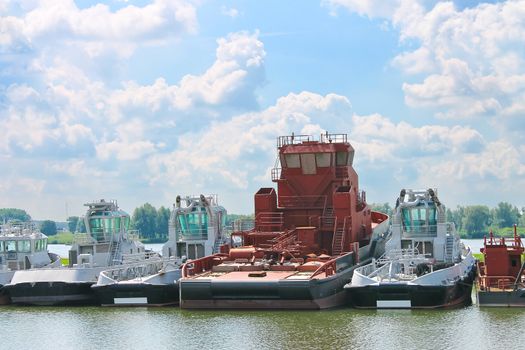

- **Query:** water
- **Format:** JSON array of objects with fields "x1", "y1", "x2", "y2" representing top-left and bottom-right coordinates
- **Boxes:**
[
  {"x1": 1, "y1": 304, "x2": 524, "y2": 349},
  {"x1": 7, "y1": 241, "x2": 524, "y2": 349}
]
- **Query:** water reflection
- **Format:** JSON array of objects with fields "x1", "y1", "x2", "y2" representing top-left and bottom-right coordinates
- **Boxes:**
[{"x1": 2, "y1": 305, "x2": 524, "y2": 349}]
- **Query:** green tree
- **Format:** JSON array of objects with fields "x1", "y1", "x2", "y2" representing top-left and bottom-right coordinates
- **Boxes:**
[
  {"x1": 155, "y1": 206, "x2": 170, "y2": 240},
  {"x1": 446, "y1": 206, "x2": 465, "y2": 232},
  {"x1": 370, "y1": 203, "x2": 393, "y2": 217},
  {"x1": 40, "y1": 220, "x2": 57, "y2": 236},
  {"x1": 67, "y1": 216, "x2": 80, "y2": 233},
  {"x1": 462, "y1": 205, "x2": 490, "y2": 236},
  {"x1": 492, "y1": 202, "x2": 519, "y2": 228},
  {"x1": 132, "y1": 203, "x2": 157, "y2": 239},
  {"x1": 0, "y1": 208, "x2": 31, "y2": 223}
]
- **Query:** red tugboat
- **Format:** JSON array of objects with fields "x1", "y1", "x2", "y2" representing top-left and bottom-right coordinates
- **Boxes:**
[
  {"x1": 477, "y1": 226, "x2": 525, "y2": 307},
  {"x1": 179, "y1": 133, "x2": 389, "y2": 309}
]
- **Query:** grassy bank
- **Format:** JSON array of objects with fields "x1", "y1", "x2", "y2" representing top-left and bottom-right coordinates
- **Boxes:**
[{"x1": 47, "y1": 231, "x2": 75, "y2": 244}]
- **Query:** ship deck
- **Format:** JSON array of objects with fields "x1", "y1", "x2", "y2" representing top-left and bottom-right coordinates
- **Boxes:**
[{"x1": 190, "y1": 270, "x2": 327, "y2": 281}]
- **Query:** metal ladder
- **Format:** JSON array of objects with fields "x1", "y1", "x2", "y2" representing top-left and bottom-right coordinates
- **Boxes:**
[
  {"x1": 445, "y1": 235, "x2": 454, "y2": 263},
  {"x1": 212, "y1": 239, "x2": 222, "y2": 254},
  {"x1": 108, "y1": 239, "x2": 121, "y2": 266},
  {"x1": 332, "y1": 225, "x2": 345, "y2": 256}
]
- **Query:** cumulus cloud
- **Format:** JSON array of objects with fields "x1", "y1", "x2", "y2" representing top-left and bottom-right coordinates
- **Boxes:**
[
  {"x1": 322, "y1": 0, "x2": 401, "y2": 18},
  {"x1": 328, "y1": 0, "x2": 525, "y2": 124},
  {"x1": 0, "y1": 0, "x2": 197, "y2": 57}
]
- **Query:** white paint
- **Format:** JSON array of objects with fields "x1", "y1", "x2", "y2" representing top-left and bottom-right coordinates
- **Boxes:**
[
  {"x1": 113, "y1": 297, "x2": 148, "y2": 305},
  {"x1": 377, "y1": 300, "x2": 411, "y2": 308}
]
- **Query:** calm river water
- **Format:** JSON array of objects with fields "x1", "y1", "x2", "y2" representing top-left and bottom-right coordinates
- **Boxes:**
[
  {"x1": 1, "y1": 304, "x2": 524, "y2": 350},
  {"x1": 5, "y1": 240, "x2": 519, "y2": 350}
]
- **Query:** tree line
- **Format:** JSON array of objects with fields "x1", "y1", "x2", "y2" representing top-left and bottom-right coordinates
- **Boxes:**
[
  {"x1": 4, "y1": 200, "x2": 523, "y2": 241},
  {"x1": 370, "y1": 201, "x2": 525, "y2": 238}
]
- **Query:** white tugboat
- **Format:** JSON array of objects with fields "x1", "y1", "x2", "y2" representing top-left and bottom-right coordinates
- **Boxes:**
[
  {"x1": 0, "y1": 222, "x2": 61, "y2": 304},
  {"x1": 5, "y1": 200, "x2": 147, "y2": 306},
  {"x1": 92, "y1": 194, "x2": 228, "y2": 306},
  {"x1": 345, "y1": 189, "x2": 476, "y2": 309}
]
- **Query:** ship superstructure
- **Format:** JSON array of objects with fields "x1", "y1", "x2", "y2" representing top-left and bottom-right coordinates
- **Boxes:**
[{"x1": 179, "y1": 133, "x2": 389, "y2": 309}]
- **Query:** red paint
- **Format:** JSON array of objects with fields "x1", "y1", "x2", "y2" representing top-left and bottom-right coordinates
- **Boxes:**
[
  {"x1": 182, "y1": 133, "x2": 388, "y2": 278},
  {"x1": 478, "y1": 225, "x2": 525, "y2": 290}
]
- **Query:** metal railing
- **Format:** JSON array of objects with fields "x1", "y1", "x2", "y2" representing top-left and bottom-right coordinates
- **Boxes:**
[
  {"x1": 277, "y1": 133, "x2": 348, "y2": 148},
  {"x1": 320, "y1": 133, "x2": 347, "y2": 144},
  {"x1": 271, "y1": 168, "x2": 281, "y2": 181},
  {"x1": 255, "y1": 212, "x2": 284, "y2": 232}
]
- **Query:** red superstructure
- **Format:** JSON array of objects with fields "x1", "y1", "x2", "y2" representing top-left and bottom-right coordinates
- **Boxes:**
[
  {"x1": 478, "y1": 225, "x2": 525, "y2": 291},
  {"x1": 235, "y1": 133, "x2": 381, "y2": 258},
  {"x1": 179, "y1": 133, "x2": 389, "y2": 309}
]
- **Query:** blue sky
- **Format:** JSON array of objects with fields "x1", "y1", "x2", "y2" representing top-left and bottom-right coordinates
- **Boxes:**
[{"x1": 1, "y1": 0, "x2": 525, "y2": 220}]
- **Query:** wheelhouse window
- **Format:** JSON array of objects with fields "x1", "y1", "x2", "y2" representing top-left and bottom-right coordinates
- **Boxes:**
[
  {"x1": 18, "y1": 240, "x2": 31, "y2": 253},
  {"x1": 300, "y1": 153, "x2": 316, "y2": 174},
  {"x1": 402, "y1": 205, "x2": 437, "y2": 235},
  {"x1": 336, "y1": 152, "x2": 348, "y2": 166},
  {"x1": 315, "y1": 153, "x2": 331, "y2": 167},
  {"x1": 5, "y1": 240, "x2": 16, "y2": 252},
  {"x1": 284, "y1": 154, "x2": 300, "y2": 168},
  {"x1": 178, "y1": 208, "x2": 208, "y2": 238}
]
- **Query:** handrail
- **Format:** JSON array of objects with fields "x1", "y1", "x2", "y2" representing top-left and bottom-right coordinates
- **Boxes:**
[
  {"x1": 181, "y1": 253, "x2": 229, "y2": 277},
  {"x1": 331, "y1": 217, "x2": 339, "y2": 254},
  {"x1": 309, "y1": 252, "x2": 353, "y2": 279},
  {"x1": 255, "y1": 212, "x2": 284, "y2": 232}
]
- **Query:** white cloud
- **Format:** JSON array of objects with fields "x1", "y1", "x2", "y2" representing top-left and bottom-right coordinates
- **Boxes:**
[
  {"x1": 221, "y1": 6, "x2": 239, "y2": 18},
  {"x1": 329, "y1": 0, "x2": 525, "y2": 122},
  {"x1": 322, "y1": 0, "x2": 401, "y2": 18},
  {"x1": 1, "y1": 0, "x2": 197, "y2": 57}
]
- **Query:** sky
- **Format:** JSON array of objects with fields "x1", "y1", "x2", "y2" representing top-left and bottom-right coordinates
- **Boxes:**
[{"x1": 1, "y1": 0, "x2": 525, "y2": 220}]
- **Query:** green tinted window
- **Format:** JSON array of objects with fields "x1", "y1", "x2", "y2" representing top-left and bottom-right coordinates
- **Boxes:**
[
  {"x1": 6, "y1": 241, "x2": 16, "y2": 251},
  {"x1": 336, "y1": 152, "x2": 348, "y2": 166},
  {"x1": 18, "y1": 240, "x2": 31, "y2": 253}
]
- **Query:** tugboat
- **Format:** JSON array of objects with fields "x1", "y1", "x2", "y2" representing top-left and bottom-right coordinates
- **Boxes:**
[
  {"x1": 4, "y1": 200, "x2": 147, "y2": 306},
  {"x1": 477, "y1": 225, "x2": 525, "y2": 307},
  {"x1": 92, "y1": 195, "x2": 228, "y2": 306},
  {"x1": 179, "y1": 133, "x2": 390, "y2": 309},
  {"x1": 0, "y1": 222, "x2": 61, "y2": 304},
  {"x1": 345, "y1": 189, "x2": 476, "y2": 309}
]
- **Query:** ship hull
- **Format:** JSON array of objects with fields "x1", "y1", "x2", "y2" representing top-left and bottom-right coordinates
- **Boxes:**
[
  {"x1": 347, "y1": 272, "x2": 476, "y2": 309},
  {"x1": 4, "y1": 282, "x2": 98, "y2": 306},
  {"x1": 477, "y1": 289, "x2": 525, "y2": 307},
  {"x1": 92, "y1": 283, "x2": 179, "y2": 306},
  {"x1": 180, "y1": 263, "x2": 356, "y2": 310}
]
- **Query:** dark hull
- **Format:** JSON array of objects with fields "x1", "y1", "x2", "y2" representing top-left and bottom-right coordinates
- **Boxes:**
[
  {"x1": 477, "y1": 289, "x2": 525, "y2": 307},
  {"x1": 92, "y1": 283, "x2": 179, "y2": 306},
  {"x1": 180, "y1": 261, "x2": 358, "y2": 310},
  {"x1": 4, "y1": 282, "x2": 97, "y2": 306},
  {"x1": 0, "y1": 286, "x2": 10, "y2": 305},
  {"x1": 347, "y1": 273, "x2": 475, "y2": 309}
]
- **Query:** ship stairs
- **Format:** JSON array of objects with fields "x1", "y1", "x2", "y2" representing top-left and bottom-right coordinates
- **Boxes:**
[
  {"x1": 212, "y1": 239, "x2": 222, "y2": 254},
  {"x1": 444, "y1": 235, "x2": 454, "y2": 263},
  {"x1": 331, "y1": 217, "x2": 350, "y2": 256},
  {"x1": 108, "y1": 239, "x2": 121, "y2": 266},
  {"x1": 319, "y1": 207, "x2": 335, "y2": 230},
  {"x1": 267, "y1": 229, "x2": 304, "y2": 256}
]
